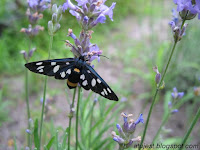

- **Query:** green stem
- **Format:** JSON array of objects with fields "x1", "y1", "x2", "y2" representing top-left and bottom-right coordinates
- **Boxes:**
[
  {"x1": 39, "y1": 35, "x2": 53, "y2": 149},
  {"x1": 76, "y1": 87, "x2": 81, "y2": 150},
  {"x1": 25, "y1": 37, "x2": 32, "y2": 149},
  {"x1": 25, "y1": 63, "x2": 31, "y2": 148},
  {"x1": 139, "y1": 40, "x2": 178, "y2": 150},
  {"x1": 178, "y1": 107, "x2": 200, "y2": 150},
  {"x1": 89, "y1": 102, "x2": 95, "y2": 149},
  {"x1": 152, "y1": 113, "x2": 170, "y2": 144},
  {"x1": 181, "y1": 11, "x2": 188, "y2": 29},
  {"x1": 118, "y1": 146, "x2": 124, "y2": 150},
  {"x1": 68, "y1": 88, "x2": 77, "y2": 150}
]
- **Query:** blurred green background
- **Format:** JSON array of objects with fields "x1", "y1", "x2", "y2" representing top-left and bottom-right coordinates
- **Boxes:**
[{"x1": 0, "y1": 0, "x2": 200, "y2": 149}]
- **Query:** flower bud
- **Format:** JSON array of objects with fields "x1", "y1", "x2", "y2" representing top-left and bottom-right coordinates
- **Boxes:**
[
  {"x1": 28, "y1": 48, "x2": 36, "y2": 58},
  {"x1": 52, "y1": 13, "x2": 57, "y2": 24},
  {"x1": 54, "y1": 23, "x2": 61, "y2": 33},
  {"x1": 20, "y1": 50, "x2": 28, "y2": 61},
  {"x1": 48, "y1": 21, "x2": 54, "y2": 35},
  {"x1": 52, "y1": 4, "x2": 58, "y2": 13}
]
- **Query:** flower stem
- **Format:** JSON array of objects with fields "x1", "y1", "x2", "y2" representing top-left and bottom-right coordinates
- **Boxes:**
[
  {"x1": 139, "y1": 40, "x2": 178, "y2": 150},
  {"x1": 39, "y1": 35, "x2": 53, "y2": 148},
  {"x1": 178, "y1": 107, "x2": 200, "y2": 150},
  {"x1": 68, "y1": 88, "x2": 77, "y2": 150},
  {"x1": 26, "y1": 37, "x2": 32, "y2": 149},
  {"x1": 89, "y1": 102, "x2": 95, "y2": 149},
  {"x1": 25, "y1": 61, "x2": 31, "y2": 148},
  {"x1": 76, "y1": 87, "x2": 81, "y2": 150},
  {"x1": 152, "y1": 113, "x2": 170, "y2": 144}
]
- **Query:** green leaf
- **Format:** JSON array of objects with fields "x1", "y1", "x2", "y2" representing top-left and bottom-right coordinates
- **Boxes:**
[
  {"x1": 62, "y1": 128, "x2": 68, "y2": 149},
  {"x1": 34, "y1": 119, "x2": 40, "y2": 150},
  {"x1": 163, "y1": 91, "x2": 171, "y2": 120},
  {"x1": 14, "y1": 137, "x2": 17, "y2": 150},
  {"x1": 46, "y1": 136, "x2": 55, "y2": 150}
]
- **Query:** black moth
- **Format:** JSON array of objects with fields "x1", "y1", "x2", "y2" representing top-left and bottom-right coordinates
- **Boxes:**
[{"x1": 25, "y1": 56, "x2": 118, "y2": 101}]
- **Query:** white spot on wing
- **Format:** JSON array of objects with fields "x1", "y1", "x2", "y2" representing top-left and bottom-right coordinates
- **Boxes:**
[
  {"x1": 101, "y1": 91, "x2": 105, "y2": 96},
  {"x1": 82, "y1": 80, "x2": 88, "y2": 86},
  {"x1": 37, "y1": 66, "x2": 44, "y2": 70},
  {"x1": 104, "y1": 89, "x2": 108, "y2": 95},
  {"x1": 91, "y1": 78, "x2": 96, "y2": 87},
  {"x1": 61, "y1": 72, "x2": 65, "y2": 78},
  {"x1": 87, "y1": 70, "x2": 91, "y2": 73},
  {"x1": 51, "y1": 62, "x2": 56, "y2": 65},
  {"x1": 66, "y1": 62, "x2": 70, "y2": 65},
  {"x1": 97, "y1": 78, "x2": 101, "y2": 83},
  {"x1": 53, "y1": 65, "x2": 60, "y2": 73},
  {"x1": 80, "y1": 74, "x2": 85, "y2": 80},
  {"x1": 107, "y1": 88, "x2": 111, "y2": 93},
  {"x1": 36, "y1": 62, "x2": 43, "y2": 65},
  {"x1": 66, "y1": 69, "x2": 71, "y2": 74},
  {"x1": 39, "y1": 69, "x2": 43, "y2": 72}
]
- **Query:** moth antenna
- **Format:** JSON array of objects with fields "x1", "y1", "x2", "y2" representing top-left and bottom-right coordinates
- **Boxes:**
[{"x1": 98, "y1": 55, "x2": 109, "y2": 59}]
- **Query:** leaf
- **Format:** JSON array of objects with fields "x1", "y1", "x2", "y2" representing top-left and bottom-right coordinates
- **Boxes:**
[
  {"x1": 14, "y1": 137, "x2": 17, "y2": 150},
  {"x1": 46, "y1": 136, "x2": 55, "y2": 150},
  {"x1": 163, "y1": 91, "x2": 171, "y2": 120},
  {"x1": 34, "y1": 119, "x2": 40, "y2": 150},
  {"x1": 62, "y1": 128, "x2": 68, "y2": 149}
]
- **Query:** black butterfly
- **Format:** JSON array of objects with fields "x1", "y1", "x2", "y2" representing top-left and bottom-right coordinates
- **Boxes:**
[{"x1": 25, "y1": 56, "x2": 118, "y2": 101}]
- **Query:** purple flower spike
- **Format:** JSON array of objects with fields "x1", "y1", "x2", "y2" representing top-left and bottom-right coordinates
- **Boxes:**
[
  {"x1": 173, "y1": 87, "x2": 178, "y2": 93},
  {"x1": 178, "y1": 92, "x2": 184, "y2": 99},
  {"x1": 27, "y1": 0, "x2": 38, "y2": 9},
  {"x1": 135, "y1": 114, "x2": 144, "y2": 125},
  {"x1": 102, "y1": 2, "x2": 116, "y2": 21},
  {"x1": 63, "y1": 0, "x2": 77, "y2": 12},
  {"x1": 171, "y1": 109, "x2": 179, "y2": 114},
  {"x1": 68, "y1": 29, "x2": 77, "y2": 40},
  {"x1": 113, "y1": 137, "x2": 124, "y2": 144},
  {"x1": 168, "y1": 101, "x2": 172, "y2": 107},
  {"x1": 75, "y1": 0, "x2": 88, "y2": 6},
  {"x1": 195, "y1": 0, "x2": 200, "y2": 19},
  {"x1": 95, "y1": 14, "x2": 106, "y2": 24}
]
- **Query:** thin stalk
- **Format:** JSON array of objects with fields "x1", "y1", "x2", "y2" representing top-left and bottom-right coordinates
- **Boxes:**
[
  {"x1": 68, "y1": 88, "x2": 77, "y2": 150},
  {"x1": 152, "y1": 113, "x2": 170, "y2": 144},
  {"x1": 76, "y1": 87, "x2": 81, "y2": 150},
  {"x1": 89, "y1": 102, "x2": 95, "y2": 149},
  {"x1": 39, "y1": 35, "x2": 54, "y2": 148},
  {"x1": 25, "y1": 37, "x2": 32, "y2": 149},
  {"x1": 139, "y1": 40, "x2": 178, "y2": 150},
  {"x1": 25, "y1": 68, "x2": 31, "y2": 149},
  {"x1": 178, "y1": 107, "x2": 200, "y2": 150},
  {"x1": 118, "y1": 146, "x2": 124, "y2": 150}
]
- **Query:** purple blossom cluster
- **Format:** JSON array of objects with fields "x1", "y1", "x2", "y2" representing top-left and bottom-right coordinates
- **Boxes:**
[
  {"x1": 168, "y1": 87, "x2": 184, "y2": 114},
  {"x1": 21, "y1": 0, "x2": 51, "y2": 37},
  {"x1": 169, "y1": 8, "x2": 188, "y2": 42},
  {"x1": 112, "y1": 113, "x2": 144, "y2": 149},
  {"x1": 174, "y1": 0, "x2": 200, "y2": 19},
  {"x1": 63, "y1": 0, "x2": 116, "y2": 30},
  {"x1": 66, "y1": 29, "x2": 102, "y2": 63},
  {"x1": 62, "y1": 0, "x2": 116, "y2": 63}
]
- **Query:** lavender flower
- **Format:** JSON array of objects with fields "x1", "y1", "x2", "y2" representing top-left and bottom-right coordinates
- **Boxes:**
[
  {"x1": 63, "y1": 0, "x2": 116, "y2": 30},
  {"x1": 112, "y1": 113, "x2": 144, "y2": 149},
  {"x1": 168, "y1": 87, "x2": 184, "y2": 114},
  {"x1": 20, "y1": 25, "x2": 44, "y2": 37},
  {"x1": 65, "y1": 29, "x2": 102, "y2": 63},
  {"x1": 20, "y1": 48, "x2": 36, "y2": 62},
  {"x1": 48, "y1": 4, "x2": 63, "y2": 35},
  {"x1": 171, "y1": 87, "x2": 184, "y2": 99},
  {"x1": 27, "y1": 0, "x2": 51, "y2": 12},
  {"x1": 169, "y1": 9, "x2": 188, "y2": 41},
  {"x1": 173, "y1": 0, "x2": 200, "y2": 20},
  {"x1": 153, "y1": 66, "x2": 161, "y2": 85}
]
